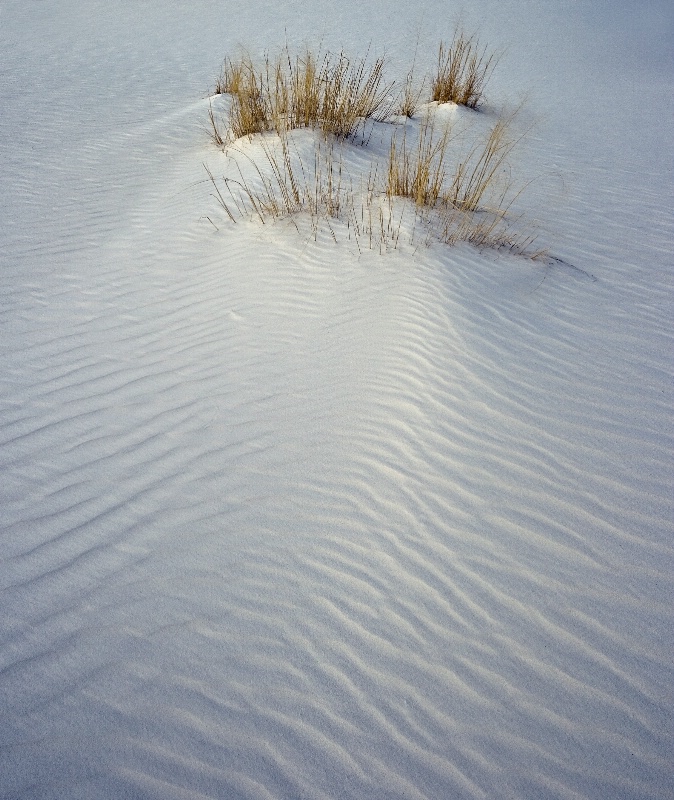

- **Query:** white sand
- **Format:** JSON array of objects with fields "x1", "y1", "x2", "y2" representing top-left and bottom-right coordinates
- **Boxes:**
[{"x1": 1, "y1": 1, "x2": 673, "y2": 798}]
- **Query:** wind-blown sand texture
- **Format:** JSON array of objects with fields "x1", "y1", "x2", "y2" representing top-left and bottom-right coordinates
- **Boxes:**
[{"x1": 1, "y1": 1, "x2": 673, "y2": 798}]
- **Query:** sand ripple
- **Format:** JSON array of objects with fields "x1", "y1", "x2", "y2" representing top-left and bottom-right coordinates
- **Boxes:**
[{"x1": 1, "y1": 2, "x2": 673, "y2": 798}]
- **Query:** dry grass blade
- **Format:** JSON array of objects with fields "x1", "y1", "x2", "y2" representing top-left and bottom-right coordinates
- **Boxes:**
[
  {"x1": 203, "y1": 163, "x2": 237, "y2": 223},
  {"x1": 207, "y1": 99, "x2": 226, "y2": 147}
]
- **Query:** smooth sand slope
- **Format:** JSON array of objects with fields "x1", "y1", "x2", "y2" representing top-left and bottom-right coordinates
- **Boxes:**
[{"x1": 1, "y1": 1, "x2": 673, "y2": 798}]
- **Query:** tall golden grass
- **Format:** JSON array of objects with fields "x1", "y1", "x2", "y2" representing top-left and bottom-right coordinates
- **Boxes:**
[
  {"x1": 212, "y1": 47, "x2": 394, "y2": 142},
  {"x1": 383, "y1": 110, "x2": 543, "y2": 256},
  {"x1": 386, "y1": 116, "x2": 452, "y2": 207},
  {"x1": 385, "y1": 113, "x2": 517, "y2": 212}
]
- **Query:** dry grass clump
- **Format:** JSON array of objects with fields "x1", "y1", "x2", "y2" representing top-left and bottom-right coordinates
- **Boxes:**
[
  {"x1": 386, "y1": 117, "x2": 452, "y2": 207},
  {"x1": 431, "y1": 30, "x2": 500, "y2": 108},
  {"x1": 291, "y1": 51, "x2": 392, "y2": 138},
  {"x1": 215, "y1": 57, "x2": 246, "y2": 96},
  {"x1": 395, "y1": 51, "x2": 425, "y2": 118},
  {"x1": 384, "y1": 111, "x2": 544, "y2": 257},
  {"x1": 385, "y1": 113, "x2": 518, "y2": 212},
  {"x1": 446, "y1": 116, "x2": 520, "y2": 211},
  {"x1": 213, "y1": 47, "x2": 394, "y2": 143}
]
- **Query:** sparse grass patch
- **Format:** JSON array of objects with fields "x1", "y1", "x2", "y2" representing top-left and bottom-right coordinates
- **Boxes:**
[
  {"x1": 445, "y1": 115, "x2": 520, "y2": 212},
  {"x1": 439, "y1": 205, "x2": 545, "y2": 258},
  {"x1": 208, "y1": 131, "x2": 348, "y2": 236},
  {"x1": 205, "y1": 129, "x2": 407, "y2": 252},
  {"x1": 205, "y1": 41, "x2": 545, "y2": 260},
  {"x1": 431, "y1": 29, "x2": 500, "y2": 108}
]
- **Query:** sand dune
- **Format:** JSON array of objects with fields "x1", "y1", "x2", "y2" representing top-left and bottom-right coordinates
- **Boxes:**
[{"x1": 1, "y1": 1, "x2": 672, "y2": 798}]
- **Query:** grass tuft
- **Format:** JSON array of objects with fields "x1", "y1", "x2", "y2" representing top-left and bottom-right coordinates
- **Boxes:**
[
  {"x1": 396, "y1": 66, "x2": 425, "y2": 118},
  {"x1": 445, "y1": 115, "x2": 519, "y2": 212},
  {"x1": 386, "y1": 116, "x2": 453, "y2": 207},
  {"x1": 216, "y1": 47, "x2": 394, "y2": 143},
  {"x1": 215, "y1": 56, "x2": 246, "y2": 95},
  {"x1": 383, "y1": 109, "x2": 543, "y2": 256},
  {"x1": 431, "y1": 29, "x2": 500, "y2": 108}
]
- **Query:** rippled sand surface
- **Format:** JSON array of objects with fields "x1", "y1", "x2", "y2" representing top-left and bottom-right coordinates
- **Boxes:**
[{"x1": 1, "y1": 1, "x2": 672, "y2": 798}]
